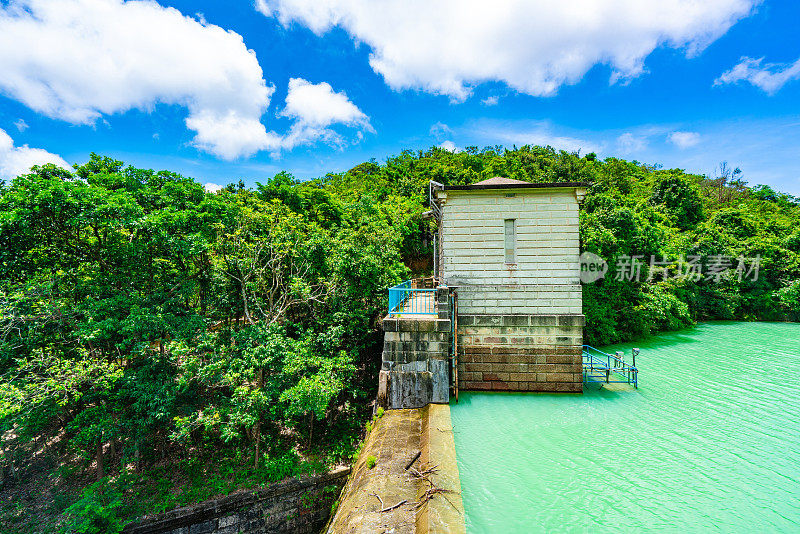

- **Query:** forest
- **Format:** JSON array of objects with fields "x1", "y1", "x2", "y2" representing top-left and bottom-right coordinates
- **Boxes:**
[{"x1": 1, "y1": 146, "x2": 799, "y2": 532}]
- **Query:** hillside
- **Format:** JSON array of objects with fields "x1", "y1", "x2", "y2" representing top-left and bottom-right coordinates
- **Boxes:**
[{"x1": 1, "y1": 145, "x2": 798, "y2": 532}]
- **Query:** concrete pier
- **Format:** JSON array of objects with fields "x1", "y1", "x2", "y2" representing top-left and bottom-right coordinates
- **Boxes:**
[{"x1": 379, "y1": 288, "x2": 452, "y2": 409}]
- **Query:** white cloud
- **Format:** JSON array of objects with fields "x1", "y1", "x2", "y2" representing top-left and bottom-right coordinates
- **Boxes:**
[
  {"x1": 204, "y1": 182, "x2": 224, "y2": 193},
  {"x1": 429, "y1": 122, "x2": 453, "y2": 141},
  {"x1": 617, "y1": 132, "x2": 647, "y2": 154},
  {"x1": 0, "y1": 128, "x2": 69, "y2": 180},
  {"x1": 281, "y1": 78, "x2": 369, "y2": 129},
  {"x1": 481, "y1": 96, "x2": 499, "y2": 106},
  {"x1": 275, "y1": 78, "x2": 372, "y2": 150},
  {"x1": 260, "y1": 0, "x2": 758, "y2": 100},
  {"x1": 0, "y1": 0, "x2": 275, "y2": 160},
  {"x1": 439, "y1": 140, "x2": 458, "y2": 152},
  {"x1": 13, "y1": 119, "x2": 28, "y2": 132},
  {"x1": 715, "y1": 56, "x2": 800, "y2": 95},
  {"x1": 668, "y1": 131, "x2": 701, "y2": 149}
]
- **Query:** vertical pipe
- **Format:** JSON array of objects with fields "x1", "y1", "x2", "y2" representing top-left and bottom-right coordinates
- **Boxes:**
[
  {"x1": 433, "y1": 233, "x2": 438, "y2": 280},
  {"x1": 454, "y1": 291, "x2": 459, "y2": 403}
]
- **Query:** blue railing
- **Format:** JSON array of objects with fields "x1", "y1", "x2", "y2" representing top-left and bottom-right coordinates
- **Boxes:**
[
  {"x1": 388, "y1": 280, "x2": 436, "y2": 316},
  {"x1": 582, "y1": 345, "x2": 639, "y2": 388}
]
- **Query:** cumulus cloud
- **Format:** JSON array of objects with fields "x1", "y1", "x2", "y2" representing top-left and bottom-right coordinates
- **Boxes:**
[
  {"x1": 275, "y1": 78, "x2": 372, "y2": 150},
  {"x1": 13, "y1": 119, "x2": 28, "y2": 132},
  {"x1": 617, "y1": 132, "x2": 647, "y2": 154},
  {"x1": 439, "y1": 140, "x2": 458, "y2": 152},
  {"x1": 259, "y1": 0, "x2": 758, "y2": 100},
  {"x1": 204, "y1": 182, "x2": 224, "y2": 193},
  {"x1": 0, "y1": 0, "x2": 276, "y2": 160},
  {"x1": 668, "y1": 131, "x2": 701, "y2": 149},
  {"x1": 0, "y1": 128, "x2": 69, "y2": 180},
  {"x1": 481, "y1": 96, "x2": 500, "y2": 106},
  {"x1": 715, "y1": 56, "x2": 800, "y2": 95},
  {"x1": 429, "y1": 122, "x2": 453, "y2": 141}
]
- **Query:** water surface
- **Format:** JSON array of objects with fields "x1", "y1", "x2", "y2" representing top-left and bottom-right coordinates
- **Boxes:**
[{"x1": 450, "y1": 322, "x2": 800, "y2": 532}]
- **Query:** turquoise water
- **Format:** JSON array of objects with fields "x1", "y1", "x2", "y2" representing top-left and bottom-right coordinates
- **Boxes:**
[{"x1": 450, "y1": 322, "x2": 800, "y2": 533}]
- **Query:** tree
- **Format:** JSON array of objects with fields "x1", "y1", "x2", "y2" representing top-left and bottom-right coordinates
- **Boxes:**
[{"x1": 650, "y1": 173, "x2": 705, "y2": 230}]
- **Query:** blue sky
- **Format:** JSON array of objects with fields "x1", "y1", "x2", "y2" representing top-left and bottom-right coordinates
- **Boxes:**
[{"x1": 1, "y1": 0, "x2": 799, "y2": 194}]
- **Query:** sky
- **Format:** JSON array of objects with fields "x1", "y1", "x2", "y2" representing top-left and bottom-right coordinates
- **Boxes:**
[{"x1": 0, "y1": 0, "x2": 799, "y2": 194}]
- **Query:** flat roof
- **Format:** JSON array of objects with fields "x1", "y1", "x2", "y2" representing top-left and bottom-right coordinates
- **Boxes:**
[{"x1": 442, "y1": 180, "x2": 588, "y2": 191}]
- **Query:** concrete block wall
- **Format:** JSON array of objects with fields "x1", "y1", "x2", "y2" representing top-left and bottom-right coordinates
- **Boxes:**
[
  {"x1": 380, "y1": 315, "x2": 451, "y2": 409},
  {"x1": 433, "y1": 185, "x2": 586, "y2": 394},
  {"x1": 456, "y1": 314, "x2": 584, "y2": 393}
]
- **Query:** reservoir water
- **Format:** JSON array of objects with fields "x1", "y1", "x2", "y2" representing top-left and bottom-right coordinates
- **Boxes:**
[{"x1": 450, "y1": 322, "x2": 800, "y2": 532}]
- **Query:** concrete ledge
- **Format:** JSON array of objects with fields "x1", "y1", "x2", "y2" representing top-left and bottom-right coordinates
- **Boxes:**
[
  {"x1": 461, "y1": 346, "x2": 582, "y2": 356},
  {"x1": 326, "y1": 407, "x2": 465, "y2": 534},
  {"x1": 383, "y1": 316, "x2": 452, "y2": 333},
  {"x1": 458, "y1": 314, "x2": 585, "y2": 327},
  {"x1": 416, "y1": 405, "x2": 466, "y2": 534},
  {"x1": 460, "y1": 381, "x2": 582, "y2": 392}
]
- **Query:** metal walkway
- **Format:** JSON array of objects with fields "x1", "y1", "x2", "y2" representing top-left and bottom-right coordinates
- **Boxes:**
[
  {"x1": 583, "y1": 345, "x2": 639, "y2": 388},
  {"x1": 387, "y1": 279, "x2": 437, "y2": 317}
]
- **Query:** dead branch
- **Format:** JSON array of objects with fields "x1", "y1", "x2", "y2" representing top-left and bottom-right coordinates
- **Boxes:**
[
  {"x1": 405, "y1": 451, "x2": 421, "y2": 470},
  {"x1": 408, "y1": 463, "x2": 461, "y2": 514},
  {"x1": 379, "y1": 500, "x2": 407, "y2": 513}
]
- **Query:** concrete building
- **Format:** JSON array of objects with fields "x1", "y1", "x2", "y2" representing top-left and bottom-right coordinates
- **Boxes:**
[{"x1": 432, "y1": 177, "x2": 587, "y2": 393}]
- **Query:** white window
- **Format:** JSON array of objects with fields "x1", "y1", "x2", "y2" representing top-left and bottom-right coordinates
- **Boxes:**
[{"x1": 504, "y1": 219, "x2": 516, "y2": 264}]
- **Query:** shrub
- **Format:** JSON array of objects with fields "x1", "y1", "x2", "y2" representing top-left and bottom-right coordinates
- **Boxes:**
[{"x1": 59, "y1": 479, "x2": 124, "y2": 534}]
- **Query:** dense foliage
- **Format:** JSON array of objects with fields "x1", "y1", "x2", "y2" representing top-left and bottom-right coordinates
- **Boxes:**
[
  {"x1": 1, "y1": 146, "x2": 798, "y2": 531},
  {"x1": 327, "y1": 146, "x2": 800, "y2": 344},
  {"x1": 0, "y1": 156, "x2": 414, "y2": 530}
]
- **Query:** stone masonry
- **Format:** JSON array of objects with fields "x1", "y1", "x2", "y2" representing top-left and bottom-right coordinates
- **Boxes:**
[
  {"x1": 456, "y1": 314, "x2": 584, "y2": 392},
  {"x1": 378, "y1": 288, "x2": 452, "y2": 409},
  {"x1": 122, "y1": 468, "x2": 349, "y2": 534}
]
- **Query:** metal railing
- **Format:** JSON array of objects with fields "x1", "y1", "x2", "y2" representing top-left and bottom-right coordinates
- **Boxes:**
[
  {"x1": 388, "y1": 279, "x2": 437, "y2": 316},
  {"x1": 582, "y1": 345, "x2": 639, "y2": 388}
]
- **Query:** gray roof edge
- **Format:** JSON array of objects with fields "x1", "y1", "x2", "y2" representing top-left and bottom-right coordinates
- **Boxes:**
[{"x1": 441, "y1": 181, "x2": 589, "y2": 191}]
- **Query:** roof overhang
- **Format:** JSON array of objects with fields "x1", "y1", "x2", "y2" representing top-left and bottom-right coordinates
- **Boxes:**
[{"x1": 441, "y1": 181, "x2": 588, "y2": 191}]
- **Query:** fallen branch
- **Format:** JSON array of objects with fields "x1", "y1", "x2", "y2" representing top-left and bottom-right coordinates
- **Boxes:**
[
  {"x1": 415, "y1": 487, "x2": 460, "y2": 511},
  {"x1": 379, "y1": 500, "x2": 407, "y2": 513},
  {"x1": 405, "y1": 451, "x2": 421, "y2": 470},
  {"x1": 409, "y1": 464, "x2": 439, "y2": 488},
  {"x1": 368, "y1": 492, "x2": 384, "y2": 508},
  {"x1": 408, "y1": 462, "x2": 462, "y2": 514}
]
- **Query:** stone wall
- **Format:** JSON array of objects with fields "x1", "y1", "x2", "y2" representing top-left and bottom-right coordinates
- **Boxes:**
[
  {"x1": 456, "y1": 314, "x2": 584, "y2": 392},
  {"x1": 380, "y1": 313, "x2": 451, "y2": 409},
  {"x1": 123, "y1": 468, "x2": 349, "y2": 534}
]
